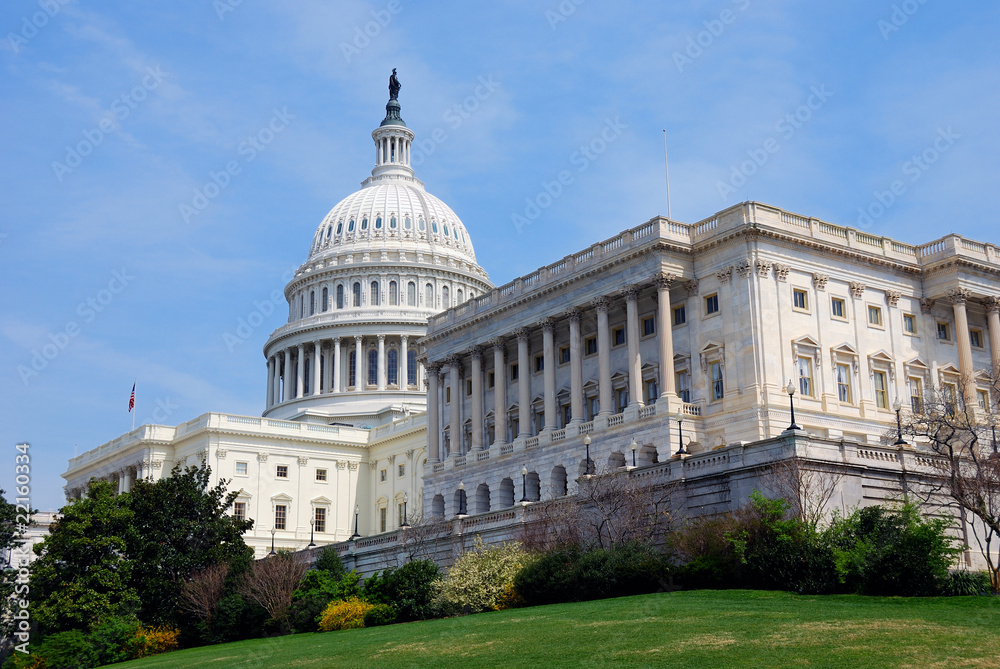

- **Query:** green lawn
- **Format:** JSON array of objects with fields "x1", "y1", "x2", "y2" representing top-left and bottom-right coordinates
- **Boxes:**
[{"x1": 115, "y1": 590, "x2": 999, "y2": 669}]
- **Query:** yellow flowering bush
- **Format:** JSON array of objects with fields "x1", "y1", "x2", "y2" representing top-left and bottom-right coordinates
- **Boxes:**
[
  {"x1": 318, "y1": 597, "x2": 374, "y2": 632},
  {"x1": 433, "y1": 538, "x2": 534, "y2": 615},
  {"x1": 131, "y1": 625, "x2": 180, "y2": 658}
]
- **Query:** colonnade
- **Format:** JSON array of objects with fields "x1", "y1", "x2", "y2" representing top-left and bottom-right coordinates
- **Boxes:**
[{"x1": 949, "y1": 290, "x2": 1000, "y2": 407}]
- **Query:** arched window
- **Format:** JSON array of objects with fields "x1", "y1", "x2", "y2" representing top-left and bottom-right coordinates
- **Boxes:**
[
  {"x1": 404, "y1": 216, "x2": 412, "y2": 230},
  {"x1": 418, "y1": 218, "x2": 426, "y2": 232},
  {"x1": 309, "y1": 291, "x2": 315, "y2": 316},
  {"x1": 367, "y1": 349, "x2": 377, "y2": 386},
  {"x1": 432, "y1": 220, "x2": 439, "y2": 234},
  {"x1": 375, "y1": 216, "x2": 383, "y2": 229},
  {"x1": 325, "y1": 226, "x2": 332, "y2": 241},
  {"x1": 407, "y1": 281, "x2": 416, "y2": 306},
  {"x1": 407, "y1": 350, "x2": 417, "y2": 386},
  {"x1": 299, "y1": 295, "x2": 304, "y2": 318},
  {"x1": 442, "y1": 286, "x2": 449, "y2": 307},
  {"x1": 389, "y1": 281, "x2": 398, "y2": 306},
  {"x1": 348, "y1": 218, "x2": 355, "y2": 232},
  {"x1": 336, "y1": 221, "x2": 343, "y2": 235},
  {"x1": 361, "y1": 217, "x2": 368, "y2": 231},
  {"x1": 349, "y1": 351, "x2": 357, "y2": 388},
  {"x1": 443, "y1": 223, "x2": 450, "y2": 237},
  {"x1": 425, "y1": 283, "x2": 434, "y2": 307},
  {"x1": 352, "y1": 282, "x2": 361, "y2": 307},
  {"x1": 336, "y1": 285, "x2": 344, "y2": 309},
  {"x1": 321, "y1": 287, "x2": 328, "y2": 312},
  {"x1": 390, "y1": 216, "x2": 397, "y2": 229},
  {"x1": 456, "y1": 288, "x2": 463, "y2": 304},
  {"x1": 370, "y1": 281, "x2": 380, "y2": 306},
  {"x1": 387, "y1": 349, "x2": 398, "y2": 386}
]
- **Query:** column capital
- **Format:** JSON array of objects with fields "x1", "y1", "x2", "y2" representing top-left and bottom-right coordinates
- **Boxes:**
[
  {"x1": 920, "y1": 298, "x2": 935, "y2": 314},
  {"x1": 947, "y1": 287, "x2": 973, "y2": 305},
  {"x1": 489, "y1": 336, "x2": 506, "y2": 351},
  {"x1": 400, "y1": 334, "x2": 409, "y2": 342},
  {"x1": 685, "y1": 279, "x2": 699, "y2": 294},
  {"x1": 982, "y1": 296, "x2": 1000, "y2": 315},
  {"x1": 354, "y1": 334, "x2": 363, "y2": 343},
  {"x1": 565, "y1": 308, "x2": 582, "y2": 323},
  {"x1": 885, "y1": 290, "x2": 901, "y2": 307},
  {"x1": 425, "y1": 361, "x2": 441, "y2": 375},
  {"x1": 470, "y1": 345, "x2": 484, "y2": 361},
  {"x1": 621, "y1": 284, "x2": 641, "y2": 301},
  {"x1": 446, "y1": 354, "x2": 461, "y2": 368},
  {"x1": 849, "y1": 281, "x2": 866, "y2": 299},
  {"x1": 591, "y1": 296, "x2": 612, "y2": 313},
  {"x1": 333, "y1": 336, "x2": 341, "y2": 345},
  {"x1": 377, "y1": 334, "x2": 386, "y2": 342},
  {"x1": 654, "y1": 272, "x2": 677, "y2": 290},
  {"x1": 812, "y1": 273, "x2": 829, "y2": 291},
  {"x1": 513, "y1": 327, "x2": 530, "y2": 342},
  {"x1": 540, "y1": 317, "x2": 556, "y2": 333}
]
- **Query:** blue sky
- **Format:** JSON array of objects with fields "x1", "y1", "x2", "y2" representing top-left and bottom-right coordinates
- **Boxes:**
[{"x1": 2, "y1": 0, "x2": 998, "y2": 510}]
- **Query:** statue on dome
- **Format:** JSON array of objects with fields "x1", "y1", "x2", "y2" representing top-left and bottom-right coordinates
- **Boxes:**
[{"x1": 389, "y1": 68, "x2": 401, "y2": 100}]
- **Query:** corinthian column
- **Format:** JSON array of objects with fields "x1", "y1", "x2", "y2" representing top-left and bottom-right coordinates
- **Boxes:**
[
  {"x1": 312, "y1": 341, "x2": 321, "y2": 396},
  {"x1": 296, "y1": 344, "x2": 305, "y2": 398},
  {"x1": 377, "y1": 335, "x2": 387, "y2": 391},
  {"x1": 568, "y1": 309, "x2": 583, "y2": 424},
  {"x1": 655, "y1": 272, "x2": 677, "y2": 398},
  {"x1": 354, "y1": 336, "x2": 364, "y2": 392},
  {"x1": 332, "y1": 338, "x2": 342, "y2": 393},
  {"x1": 427, "y1": 363, "x2": 441, "y2": 462},
  {"x1": 984, "y1": 296, "x2": 1000, "y2": 384},
  {"x1": 492, "y1": 338, "x2": 507, "y2": 445},
  {"x1": 266, "y1": 356, "x2": 274, "y2": 408},
  {"x1": 449, "y1": 356, "x2": 462, "y2": 455},
  {"x1": 623, "y1": 285, "x2": 643, "y2": 407},
  {"x1": 948, "y1": 288, "x2": 976, "y2": 407},
  {"x1": 593, "y1": 297, "x2": 613, "y2": 416},
  {"x1": 400, "y1": 335, "x2": 409, "y2": 389},
  {"x1": 471, "y1": 347, "x2": 483, "y2": 450},
  {"x1": 515, "y1": 328, "x2": 531, "y2": 437},
  {"x1": 282, "y1": 349, "x2": 290, "y2": 402},
  {"x1": 542, "y1": 318, "x2": 557, "y2": 431}
]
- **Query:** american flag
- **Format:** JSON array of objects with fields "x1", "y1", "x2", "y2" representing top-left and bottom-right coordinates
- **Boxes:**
[{"x1": 128, "y1": 382, "x2": 135, "y2": 413}]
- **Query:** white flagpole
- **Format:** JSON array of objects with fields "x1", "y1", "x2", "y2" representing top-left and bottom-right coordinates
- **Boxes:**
[{"x1": 662, "y1": 130, "x2": 672, "y2": 220}]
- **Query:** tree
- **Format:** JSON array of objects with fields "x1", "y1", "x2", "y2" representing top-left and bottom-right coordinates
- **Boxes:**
[
  {"x1": 178, "y1": 562, "x2": 230, "y2": 634},
  {"x1": 761, "y1": 458, "x2": 845, "y2": 531},
  {"x1": 0, "y1": 488, "x2": 28, "y2": 639},
  {"x1": 238, "y1": 552, "x2": 309, "y2": 633},
  {"x1": 904, "y1": 380, "x2": 1000, "y2": 592}
]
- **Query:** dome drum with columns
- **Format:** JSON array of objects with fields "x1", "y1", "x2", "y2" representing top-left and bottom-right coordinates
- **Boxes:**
[{"x1": 263, "y1": 77, "x2": 492, "y2": 426}]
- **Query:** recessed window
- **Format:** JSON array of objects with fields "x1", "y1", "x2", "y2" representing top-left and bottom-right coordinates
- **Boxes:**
[
  {"x1": 235, "y1": 461, "x2": 248, "y2": 476},
  {"x1": 534, "y1": 354, "x2": 544, "y2": 373},
  {"x1": 836, "y1": 363, "x2": 852, "y2": 404},
  {"x1": 977, "y1": 389, "x2": 990, "y2": 411},
  {"x1": 348, "y1": 218, "x2": 355, "y2": 232},
  {"x1": 616, "y1": 389, "x2": 629, "y2": 413},
  {"x1": 867, "y1": 305, "x2": 883, "y2": 328},
  {"x1": 642, "y1": 316, "x2": 655, "y2": 337},
  {"x1": 274, "y1": 505, "x2": 287, "y2": 530},
  {"x1": 379, "y1": 468, "x2": 387, "y2": 482},
  {"x1": 445, "y1": 387, "x2": 451, "y2": 403},
  {"x1": 276, "y1": 465, "x2": 288, "y2": 479},
  {"x1": 336, "y1": 221, "x2": 343, "y2": 235},
  {"x1": 873, "y1": 371, "x2": 889, "y2": 409},
  {"x1": 970, "y1": 329, "x2": 984, "y2": 348},
  {"x1": 710, "y1": 361, "x2": 724, "y2": 400},
  {"x1": 644, "y1": 379, "x2": 659, "y2": 404},
  {"x1": 389, "y1": 216, "x2": 397, "y2": 229},
  {"x1": 375, "y1": 216, "x2": 383, "y2": 229},
  {"x1": 908, "y1": 377, "x2": 923, "y2": 413},
  {"x1": 379, "y1": 507, "x2": 387, "y2": 533},
  {"x1": 432, "y1": 221, "x2": 439, "y2": 234},
  {"x1": 466, "y1": 379, "x2": 472, "y2": 396},
  {"x1": 361, "y1": 217, "x2": 368, "y2": 230},
  {"x1": 673, "y1": 305, "x2": 687, "y2": 326},
  {"x1": 316, "y1": 468, "x2": 327, "y2": 482},
  {"x1": 903, "y1": 313, "x2": 917, "y2": 335},
  {"x1": 510, "y1": 363, "x2": 519, "y2": 381},
  {"x1": 705, "y1": 294, "x2": 719, "y2": 315},
  {"x1": 585, "y1": 336, "x2": 598, "y2": 356},
  {"x1": 398, "y1": 463, "x2": 405, "y2": 477},
  {"x1": 418, "y1": 218, "x2": 426, "y2": 231},
  {"x1": 797, "y1": 357, "x2": 814, "y2": 397},
  {"x1": 488, "y1": 371, "x2": 495, "y2": 388},
  {"x1": 937, "y1": 322, "x2": 951, "y2": 341},
  {"x1": 676, "y1": 371, "x2": 691, "y2": 403},
  {"x1": 792, "y1": 289, "x2": 808, "y2": 311},
  {"x1": 559, "y1": 346, "x2": 570, "y2": 364},
  {"x1": 831, "y1": 297, "x2": 846, "y2": 320},
  {"x1": 404, "y1": 216, "x2": 412, "y2": 229},
  {"x1": 314, "y1": 507, "x2": 326, "y2": 533},
  {"x1": 613, "y1": 327, "x2": 626, "y2": 346},
  {"x1": 233, "y1": 502, "x2": 246, "y2": 521}
]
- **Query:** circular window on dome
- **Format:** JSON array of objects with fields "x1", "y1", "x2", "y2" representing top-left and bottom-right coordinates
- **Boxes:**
[
  {"x1": 443, "y1": 224, "x2": 450, "y2": 237},
  {"x1": 336, "y1": 221, "x2": 343, "y2": 235},
  {"x1": 375, "y1": 216, "x2": 382, "y2": 229},
  {"x1": 390, "y1": 216, "x2": 397, "y2": 229},
  {"x1": 418, "y1": 218, "x2": 426, "y2": 231},
  {"x1": 404, "y1": 216, "x2": 412, "y2": 230},
  {"x1": 432, "y1": 220, "x2": 439, "y2": 234},
  {"x1": 348, "y1": 219, "x2": 355, "y2": 232},
  {"x1": 361, "y1": 217, "x2": 369, "y2": 230}
]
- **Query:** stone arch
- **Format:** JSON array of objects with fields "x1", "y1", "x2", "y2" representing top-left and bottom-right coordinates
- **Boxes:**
[
  {"x1": 431, "y1": 494, "x2": 445, "y2": 519},
  {"x1": 475, "y1": 483, "x2": 491, "y2": 514},
  {"x1": 453, "y1": 487, "x2": 468, "y2": 516},
  {"x1": 499, "y1": 478, "x2": 515, "y2": 507},
  {"x1": 550, "y1": 465, "x2": 568, "y2": 497},
  {"x1": 638, "y1": 443, "x2": 658, "y2": 466},
  {"x1": 525, "y1": 471, "x2": 541, "y2": 502},
  {"x1": 608, "y1": 451, "x2": 627, "y2": 469}
]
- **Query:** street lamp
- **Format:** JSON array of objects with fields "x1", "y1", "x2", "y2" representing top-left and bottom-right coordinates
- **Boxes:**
[
  {"x1": 674, "y1": 409, "x2": 687, "y2": 456},
  {"x1": 308, "y1": 516, "x2": 316, "y2": 548},
  {"x1": 350, "y1": 504, "x2": 361, "y2": 540},
  {"x1": 268, "y1": 528, "x2": 276, "y2": 556},
  {"x1": 785, "y1": 380, "x2": 801, "y2": 431},
  {"x1": 583, "y1": 433, "x2": 593, "y2": 475},
  {"x1": 400, "y1": 493, "x2": 410, "y2": 528},
  {"x1": 892, "y1": 399, "x2": 907, "y2": 446},
  {"x1": 457, "y1": 482, "x2": 467, "y2": 516},
  {"x1": 630, "y1": 438, "x2": 638, "y2": 467},
  {"x1": 520, "y1": 466, "x2": 529, "y2": 503}
]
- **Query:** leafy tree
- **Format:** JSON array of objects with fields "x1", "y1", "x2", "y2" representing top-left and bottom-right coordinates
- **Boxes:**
[
  {"x1": 287, "y1": 568, "x2": 362, "y2": 633},
  {"x1": 29, "y1": 480, "x2": 141, "y2": 634},
  {"x1": 363, "y1": 559, "x2": 440, "y2": 622}
]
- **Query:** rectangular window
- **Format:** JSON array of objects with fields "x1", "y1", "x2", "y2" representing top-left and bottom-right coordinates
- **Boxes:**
[
  {"x1": 588, "y1": 397, "x2": 600, "y2": 420},
  {"x1": 510, "y1": 417, "x2": 519, "y2": 439},
  {"x1": 465, "y1": 379, "x2": 472, "y2": 396},
  {"x1": 793, "y1": 289, "x2": 808, "y2": 311},
  {"x1": 233, "y1": 501, "x2": 246, "y2": 521},
  {"x1": 705, "y1": 294, "x2": 719, "y2": 315},
  {"x1": 836, "y1": 363, "x2": 852, "y2": 404},
  {"x1": 446, "y1": 387, "x2": 451, "y2": 403},
  {"x1": 613, "y1": 327, "x2": 626, "y2": 346},
  {"x1": 510, "y1": 363, "x2": 519, "y2": 381},
  {"x1": 562, "y1": 404, "x2": 572, "y2": 427},
  {"x1": 534, "y1": 354, "x2": 544, "y2": 373},
  {"x1": 488, "y1": 371, "x2": 495, "y2": 388},
  {"x1": 943, "y1": 383, "x2": 957, "y2": 416},
  {"x1": 970, "y1": 329, "x2": 984, "y2": 348},
  {"x1": 235, "y1": 461, "x2": 248, "y2": 476},
  {"x1": 673, "y1": 304, "x2": 687, "y2": 326},
  {"x1": 379, "y1": 507, "x2": 387, "y2": 533},
  {"x1": 559, "y1": 346, "x2": 571, "y2": 364},
  {"x1": 314, "y1": 507, "x2": 326, "y2": 533},
  {"x1": 274, "y1": 505, "x2": 286, "y2": 531},
  {"x1": 873, "y1": 371, "x2": 889, "y2": 409},
  {"x1": 315, "y1": 468, "x2": 327, "y2": 482},
  {"x1": 276, "y1": 465, "x2": 288, "y2": 479},
  {"x1": 642, "y1": 316, "x2": 655, "y2": 337},
  {"x1": 977, "y1": 389, "x2": 990, "y2": 411},
  {"x1": 798, "y1": 357, "x2": 814, "y2": 397},
  {"x1": 616, "y1": 388, "x2": 629, "y2": 413},
  {"x1": 710, "y1": 361, "x2": 724, "y2": 401},
  {"x1": 398, "y1": 503, "x2": 406, "y2": 527},
  {"x1": 903, "y1": 313, "x2": 916, "y2": 334},
  {"x1": 645, "y1": 379, "x2": 659, "y2": 404},
  {"x1": 536, "y1": 410, "x2": 544, "y2": 430},
  {"x1": 398, "y1": 463, "x2": 405, "y2": 478},
  {"x1": 585, "y1": 337, "x2": 598, "y2": 355},
  {"x1": 868, "y1": 305, "x2": 883, "y2": 327},
  {"x1": 908, "y1": 376, "x2": 923, "y2": 413},
  {"x1": 676, "y1": 371, "x2": 691, "y2": 403},
  {"x1": 831, "y1": 297, "x2": 846, "y2": 320},
  {"x1": 937, "y1": 322, "x2": 951, "y2": 341},
  {"x1": 379, "y1": 468, "x2": 387, "y2": 482}
]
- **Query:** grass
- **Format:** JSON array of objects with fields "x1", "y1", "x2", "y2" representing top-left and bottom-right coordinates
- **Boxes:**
[{"x1": 115, "y1": 590, "x2": 1000, "y2": 669}]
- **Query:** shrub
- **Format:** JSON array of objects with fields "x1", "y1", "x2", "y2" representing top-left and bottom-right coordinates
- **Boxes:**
[
  {"x1": 206, "y1": 591, "x2": 268, "y2": 644},
  {"x1": 288, "y1": 569, "x2": 364, "y2": 633},
  {"x1": 318, "y1": 598, "x2": 373, "y2": 632},
  {"x1": 313, "y1": 545, "x2": 347, "y2": 579},
  {"x1": 362, "y1": 603, "x2": 397, "y2": 627},
  {"x1": 943, "y1": 570, "x2": 993, "y2": 596},
  {"x1": 131, "y1": 625, "x2": 180, "y2": 658},
  {"x1": 433, "y1": 538, "x2": 533, "y2": 616},
  {"x1": 89, "y1": 617, "x2": 141, "y2": 665},
  {"x1": 363, "y1": 560, "x2": 440, "y2": 622},
  {"x1": 32, "y1": 630, "x2": 98, "y2": 669}
]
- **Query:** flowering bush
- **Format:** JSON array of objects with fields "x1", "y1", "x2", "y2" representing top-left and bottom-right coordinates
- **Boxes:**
[
  {"x1": 318, "y1": 597, "x2": 373, "y2": 632},
  {"x1": 433, "y1": 538, "x2": 534, "y2": 616},
  {"x1": 131, "y1": 625, "x2": 181, "y2": 658}
]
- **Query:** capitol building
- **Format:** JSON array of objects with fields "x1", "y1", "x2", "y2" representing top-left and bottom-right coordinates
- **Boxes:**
[{"x1": 64, "y1": 78, "x2": 1000, "y2": 566}]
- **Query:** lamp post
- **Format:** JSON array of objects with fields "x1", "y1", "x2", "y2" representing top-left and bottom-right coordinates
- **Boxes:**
[
  {"x1": 400, "y1": 493, "x2": 410, "y2": 528},
  {"x1": 350, "y1": 504, "x2": 361, "y2": 540},
  {"x1": 785, "y1": 380, "x2": 801, "y2": 431},
  {"x1": 674, "y1": 409, "x2": 687, "y2": 456},
  {"x1": 630, "y1": 438, "x2": 638, "y2": 468},
  {"x1": 520, "y1": 466, "x2": 528, "y2": 503},
  {"x1": 893, "y1": 399, "x2": 907, "y2": 446},
  {"x1": 457, "y1": 482, "x2": 467, "y2": 516},
  {"x1": 268, "y1": 528, "x2": 276, "y2": 556},
  {"x1": 308, "y1": 516, "x2": 316, "y2": 548},
  {"x1": 583, "y1": 434, "x2": 593, "y2": 475}
]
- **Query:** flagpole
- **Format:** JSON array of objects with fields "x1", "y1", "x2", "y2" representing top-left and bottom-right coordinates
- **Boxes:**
[
  {"x1": 131, "y1": 380, "x2": 136, "y2": 431},
  {"x1": 662, "y1": 130, "x2": 672, "y2": 220}
]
